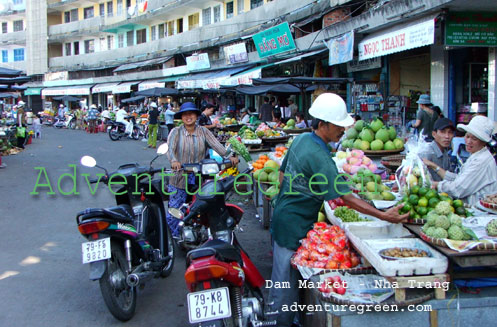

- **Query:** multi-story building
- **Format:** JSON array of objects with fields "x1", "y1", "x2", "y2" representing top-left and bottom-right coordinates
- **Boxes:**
[{"x1": 0, "y1": 0, "x2": 495, "y2": 124}]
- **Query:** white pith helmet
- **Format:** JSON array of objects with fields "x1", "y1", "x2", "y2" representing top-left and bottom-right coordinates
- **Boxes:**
[{"x1": 309, "y1": 93, "x2": 354, "y2": 127}]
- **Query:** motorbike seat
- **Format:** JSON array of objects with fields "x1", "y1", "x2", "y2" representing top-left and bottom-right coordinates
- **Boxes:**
[
  {"x1": 188, "y1": 239, "x2": 242, "y2": 264},
  {"x1": 78, "y1": 204, "x2": 135, "y2": 223},
  {"x1": 114, "y1": 122, "x2": 126, "y2": 127}
]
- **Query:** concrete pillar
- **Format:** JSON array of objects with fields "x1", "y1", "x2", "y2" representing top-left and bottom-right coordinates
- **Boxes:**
[
  {"x1": 430, "y1": 45, "x2": 449, "y2": 116},
  {"x1": 488, "y1": 47, "x2": 497, "y2": 122},
  {"x1": 26, "y1": 0, "x2": 48, "y2": 75}
]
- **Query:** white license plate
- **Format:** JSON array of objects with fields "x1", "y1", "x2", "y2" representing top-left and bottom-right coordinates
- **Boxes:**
[
  {"x1": 187, "y1": 287, "x2": 231, "y2": 324},
  {"x1": 81, "y1": 238, "x2": 111, "y2": 264}
]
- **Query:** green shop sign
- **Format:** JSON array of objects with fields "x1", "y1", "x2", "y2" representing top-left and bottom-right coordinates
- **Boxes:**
[
  {"x1": 24, "y1": 88, "x2": 42, "y2": 96},
  {"x1": 446, "y1": 12, "x2": 497, "y2": 46},
  {"x1": 252, "y1": 22, "x2": 296, "y2": 58}
]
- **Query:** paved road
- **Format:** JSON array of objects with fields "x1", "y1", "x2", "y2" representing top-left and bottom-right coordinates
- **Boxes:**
[{"x1": 0, "y1": 126, "x2": 272, "y2": 326}]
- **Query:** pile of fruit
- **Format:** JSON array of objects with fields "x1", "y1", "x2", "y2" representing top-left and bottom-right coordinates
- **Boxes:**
[
  {"x1": 253, "y1": 156, "x2": 280, "y2": 199},
  {"x1": 421, "y1": 201, "x2": 475, "y2": 240},
  {"x1": 334, "y1": 206, "x2": 370, "y2": 222},
  {"x1": 350, "y1": 170, "x2": 396, "y2": 201},
  {"x1": 219, "y1": 167, "x2": 239, "y2": 178},
  {"x1": 255, "y1": 123, "x2": 284, "y2": 138},
  {"x1": 342, "y1": 118, "x2": 404, "y2": 151},
  {"x1": 221, "y1": 117, "x2": 238, "y2": 125},
  {"x1": 238, "y1": 127, "x2": 258, "y2": 140},
  {"x1": 328, "y1": 198, "x2": 348, "y2": 210},
  {"x1": 293, "y1": 222, "x2": 361, "y2": 270},
  {"x1": 338, "y1": 149, "x2": 378, "y2": 174},
  {"x1": 274, "y1": 146, "x2": 288, "y2": 158},
  {"x1": 216, "y1": 131, "x2": 237, "y2": 142},
  {"x1": 252, "y1": 154, "x2": 270, "y2": 172},
  {"x1": 279, "y1": 118, "x2": 298, "y2": 130},
  {"x1": 318, "y1": 275, "x2": 347, "y2": 295},
  {"x1": 486, "y1": 219, "x2": 497, "y2": 237},
  {"x1": 398, "y1": 186, "x2": 471, "y2": 220}
]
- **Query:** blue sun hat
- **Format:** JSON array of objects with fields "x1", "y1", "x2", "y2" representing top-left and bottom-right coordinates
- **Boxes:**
[
  {"x1": 174, "y1": 102, "x2": 201, "y2": 119},
  {"x1": 416, "y1": 94, "x2": 432, "y2": 105}
]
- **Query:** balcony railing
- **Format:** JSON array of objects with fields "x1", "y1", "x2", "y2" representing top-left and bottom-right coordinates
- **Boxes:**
[
  {"x1": 48, "y1": 16, "x2": 104, "y2": 38},
  {"x1": 0, "y1": 30, "x2": 26, "y2": 45}
]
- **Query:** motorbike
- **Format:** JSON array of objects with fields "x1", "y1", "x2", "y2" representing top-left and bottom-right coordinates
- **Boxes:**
[
  {"x1": 489, "y1": 132, "x2": 497, "y2": 164},
  {"x1": 53, "y1": 114, "x2": 76, "y2": 129},
  {"x1": 77, "y1": 143, "x2": 176, "y2": 321},
  {"x1": 169, "y1": 161, "x2": 277, "y2": 327},
  {"x1": 172, "y1": 158, "x2": 235, "y2": 252},
  {"x1": 107, "y1": 116, "x2": 141, "y2": 141}
]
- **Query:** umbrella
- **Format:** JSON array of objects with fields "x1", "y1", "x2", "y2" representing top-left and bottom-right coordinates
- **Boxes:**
[
  {"x1": 121, "y1": 95, "x2": 145, "y2": 103},
  {"x1": 53, "y1": 95, "x2": 81, "y2": 102},
  {"x1": 135, "y1": 87, "x2": 178, "y2": 97}
]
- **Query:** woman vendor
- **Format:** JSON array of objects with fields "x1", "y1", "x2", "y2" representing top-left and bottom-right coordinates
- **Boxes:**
[{"x1": 423, "y1": 115, "x2": 497, "y2": 205}]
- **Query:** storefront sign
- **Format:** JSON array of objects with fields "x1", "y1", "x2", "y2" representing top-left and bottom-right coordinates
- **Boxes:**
[
  {"x1": 44, "y1": 71, "x2": 68, "y2": 82},
  {"x1": 176, "y1": 80, "x2": 196, "y2": 89},
  {"x1": 346, "y1": 57, "x2": 381, "y2": 73},
  {"x1": 186, "y1": 53, "x2": 210, "y2": 71},
  {"x1": 446, "y1": 12, "x2": 497, "y2": 46},
  {"x1": 252, "y1": 22, "x2": 296, "y2": 58},
  {"x1": 24, "y1": 88, "x2": 42, "y2": 96},
  {"x1": 138, "y1": 81, "x2": 165, "y2": 91},
  {"x1": 222, "y1": 68, "x2": 262, "y2": 87},
  {"x1": 223, "y1": 43, "x2": 249, "y2": 64},
  {"x1": 163, "y1": 65, "x2": 188, "y2": 76},
  {"x1": 358, "y1": 15, "x2": 435, "y2": 60},
  {"x1": 328, "y1": 31, "x2": 354, "y2": 66}
]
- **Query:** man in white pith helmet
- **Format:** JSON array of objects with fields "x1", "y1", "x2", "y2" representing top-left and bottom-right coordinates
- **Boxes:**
[{"x1": 268, "y1": 93, "x2": 408, "y2": 327}]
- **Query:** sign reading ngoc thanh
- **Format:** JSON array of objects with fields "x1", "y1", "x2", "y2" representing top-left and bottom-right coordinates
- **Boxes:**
[
  {"x1": 186, "y1": 53, "x2": 211, "y2": 71},
  {"x1": 358, "y1": 15, "x2": 435, "y2": 61},
  {"x1": 252, "y1": 22, "x2": 296, "y2": 58},
  {"x1": 445, "y1": 12, "x2": 497, "y2": 46}
]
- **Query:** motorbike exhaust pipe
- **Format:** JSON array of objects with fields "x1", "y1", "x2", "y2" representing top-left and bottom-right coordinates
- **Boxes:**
[
  {"x1": 126, "y1": 273, "x2": 140, "y2": 287},
  {"x1": 124, "y1": 240, "x2": 132, "y2": 272}
]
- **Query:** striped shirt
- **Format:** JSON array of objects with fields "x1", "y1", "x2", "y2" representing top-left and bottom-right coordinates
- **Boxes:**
[{"x1": 167, "y1": 125, "x2": 227, "y2": 188}]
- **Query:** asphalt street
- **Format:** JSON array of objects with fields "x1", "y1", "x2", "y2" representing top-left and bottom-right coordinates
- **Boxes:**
[{"x1": 0, "y1": 126, "x2": 272, "y2": 326}]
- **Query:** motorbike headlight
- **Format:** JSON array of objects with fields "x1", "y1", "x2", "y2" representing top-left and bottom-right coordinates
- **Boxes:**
[
  {"x1": 215, "y1": 230, "x2": 231, "y2": 243},
  {"x1": 201, "y1": 163, "x2": 219, "y2": 175}
]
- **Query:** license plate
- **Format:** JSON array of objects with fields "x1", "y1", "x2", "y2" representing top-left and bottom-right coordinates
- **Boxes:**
[
  {"x1": 187, "y1": 287, "x2": 231, "y2": 324},
  {"x1": 82, "y1": 238, "x2": 111, "y2": 264}
]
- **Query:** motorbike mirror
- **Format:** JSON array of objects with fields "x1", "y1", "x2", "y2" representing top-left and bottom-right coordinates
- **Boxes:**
[
  {"x1": 80, "y1": 155, "x2": 97, "y2": 168},
  {"x1": 168, "y1": 208, "x2": 184, "y2": 220},
  {"x1": 157, "y1": 143, "x2": 169, "y2": 155}
]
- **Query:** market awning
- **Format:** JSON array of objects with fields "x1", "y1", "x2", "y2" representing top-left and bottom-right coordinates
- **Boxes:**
[
  {"x1": 0, "y1": 92, "x2": 19, "y2": 98},
  {"x1": 112, "y1": 81, "x2": 139, "y2": 94},
  {"x1": 42, "y1": 85, "x2": 93, "y2": 96},
  {"x1": 0, "y1": 67, "x2": 23, "y2": 76},
  {"x1": 92, "y1": 82, "x2": 120, "y2": 93},
  {"x1": 176, "y1": 65, "x2": 254, "y2": 89},
  {"x1": 221, "y1": 64, "x2": 275, "y2": 87},
  {"x1": 121, "y1": 95, "x2": 145, "y2": 103},
  {"x1": 113, "y1": 56, "x2": 172, "y2": 73},
  {"x1": 138, "y1": 79, "x2": 165, "y2": 91},
  {"x1": 235, "y1": 84, "x2": 300, "y2": 95},
  {"x1": 272, "y1": 48, "x2": 328, "y2": 66},
  {"x1": 358, "y1": 13, "x2": 439, "y2": 61},
  {"x1": 24, "y1": 87, "x2": 42, "y2": 96}
]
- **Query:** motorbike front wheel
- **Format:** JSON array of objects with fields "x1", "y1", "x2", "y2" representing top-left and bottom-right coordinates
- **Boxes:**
[
  {"x1": 99, "y1": 241, "x2": 136, "y2": 321},
  {"x1": 108, "y1": 127, "x2": 121, "y2": 141},
  {"x1": 69, "y1": 119, "x2": 76, "y2": 130},
  {"x1": 131, "y1": 127, "x2": 140, "y2": 140}
]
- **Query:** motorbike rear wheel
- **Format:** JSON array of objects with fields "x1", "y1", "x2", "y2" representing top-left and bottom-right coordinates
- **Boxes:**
[
  {"x1": 131, "y1": 127, "x2": 140, "y2": 140},
  {"x1": 108, "y1": 127, "x2": 121, "y2": 141},
  {"x1": 99, "y1": 241, "x2": 136, "y2": 321},
  {"x1": 69, "y1": 118, "x2": 76, "y2": 130}
]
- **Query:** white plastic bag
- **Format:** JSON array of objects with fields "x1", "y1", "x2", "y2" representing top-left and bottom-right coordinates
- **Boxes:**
[{"x1": 395, "y1": 134, "x2": 432, "y2": 194}]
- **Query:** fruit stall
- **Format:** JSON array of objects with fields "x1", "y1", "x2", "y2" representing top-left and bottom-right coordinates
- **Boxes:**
[{"x1": 293, "y1": 148, "x2": 497, "y2": 327}]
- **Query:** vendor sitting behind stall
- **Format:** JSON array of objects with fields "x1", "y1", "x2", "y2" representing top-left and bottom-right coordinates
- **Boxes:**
[
  {"x1": 240, "y1": 108, "x2": 250, "y2": 125},
  {"x1": 197, "y1": 103, "x2": 218, "y2": 130},
  {"x1": 424, "y1": 115, "x2": 497, "y2": 205},
  {"x1": 419, "y1": 118, "x2": 456, "y2": 182}
]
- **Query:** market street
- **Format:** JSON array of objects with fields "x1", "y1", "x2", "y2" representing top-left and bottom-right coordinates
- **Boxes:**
[{"x1": 0, "y1": 126, "x2": 272, "y2": 326}]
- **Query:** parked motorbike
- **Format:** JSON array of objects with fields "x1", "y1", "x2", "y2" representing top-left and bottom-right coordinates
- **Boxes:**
[
  {"x1": 77, "y1": 143, "x2": 176, "y2": 321},
  {"x1": 489, "y1": 132, "x2": 497, "y2": 164},
  {"x1": 173, "y1": 158, "x2": 234, "y2": 252},
  {"x1": 169, "y1": 161, "x2": 277, "y2": 327},
  {"x1": 107, "y1": 116, "x2": 140, "y2": 141},
  {"x1": 53, "y1": 114, "x2": 76, "y2": 129}
]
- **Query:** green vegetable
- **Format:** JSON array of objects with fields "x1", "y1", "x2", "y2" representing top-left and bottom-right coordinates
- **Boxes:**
[
  {"x1": 334, "y1": 206, "x2": 369, "y2": 222},
  {"x1": 228, "y1": 136, "x2": 252, "y2": 162}
]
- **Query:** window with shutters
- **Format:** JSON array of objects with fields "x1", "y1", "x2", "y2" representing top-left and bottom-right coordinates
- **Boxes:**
[
  {"x1": 107, "y1": 35, "x2": 114, "y2": 50},
  {"x1": 118, "y1": 34, "x2": 124, "y2": 48},
  {"x1": 158, "y1": 24, "x2": 165, "y2": 38},
  {"x1": 13, "y1": 20, "x2": 23, "y2": 31},
  {"x1": 70, "y1": 9, "x2": 78, "y2": 21},
  {"x1": 213, "y1": 5, "x2": 221, "y2": 23},
  {"x1": 107, "y1": 2, "x2": 113, "y2": 17},
  {"x1": 84, "y1": 40, "x2": 94, "y2": 53},
  {"x1": 99, "y1": 3, "x2": 105, "y2": 17},
  {"x1": 136, "y1": 29, "x2": 146, "y2": 44},
  {"x1": 2, "y1": 22, "x2": 7, "y2": 33},
  {"x1": 188, "y1": 13, "x2": 199, "y2": 30},
  {"x1": 177, "y1": 18, "x2": 183, "y2": 33},
  {"x1": 126, "y1": 30, "x2": 134, "y2": 46},
  {"x1": 13, "y1": 48, "x2": 24, "y2": 61},
  {"x1": 65, "y1": 43, "x2": 71, "y2": 56},
  {"x1": 151, "y1": 26, "x2": 157, "y2": 41},
  {"x1": 117, "y1": 0, "x2": 123, "y2": 15},
  {"x1": 2, "y1": 50, "x2": 8, "y2": 62},
  {"x1": 167, "y1": 21, "x2": 174, "y2": 36},
  {"x1": 84, "y1": 7, "x2": 94, "y2": 19},
  {"x1": 74, "y1": 41, "x2": 79, "y2": 55},
  {"x1": 226, "y1": 2, "x2": 234, "y2": 19},
  {"x1": 237, "y1": 0, "x2": 244, "y2": 14},
  {"x1": 250, "y1": 0, "x2": 263, "y2": 9},
  {"x1": 202, "y1": 8, "x2": 211, "y2": 26}
]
